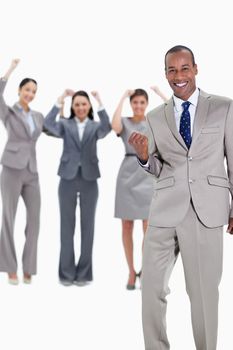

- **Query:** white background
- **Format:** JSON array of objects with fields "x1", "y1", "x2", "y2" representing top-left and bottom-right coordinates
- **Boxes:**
[{"x1": 0, "y1": 0, "x2": 233, "y2": 349}]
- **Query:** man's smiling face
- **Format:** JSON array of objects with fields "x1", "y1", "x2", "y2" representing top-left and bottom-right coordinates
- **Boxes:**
[{"x1": 165, "y1": 50, "x2": 198, "y2": 101}]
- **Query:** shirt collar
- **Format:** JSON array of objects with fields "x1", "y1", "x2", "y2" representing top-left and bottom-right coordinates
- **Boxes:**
[
  {"x1": 173, "y1": 88, "x2": 200, "y2": 113},
  {"x1": 75, "y1": 117, "x2": 89, "y2": 125},
  {"x1": 16, "y1": 102, "x2": 31, "y2": 114}
]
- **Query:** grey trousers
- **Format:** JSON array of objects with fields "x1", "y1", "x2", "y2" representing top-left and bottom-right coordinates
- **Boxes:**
[
  {"x1": 142, "y1": 202, "x2": 223, "y2": 350},
  {"x1": 58, "y1": 169, "x2": 98, "y2": 282},
  {"x1": 0, "y1": 166, "x2": 41, "y2": 275}
]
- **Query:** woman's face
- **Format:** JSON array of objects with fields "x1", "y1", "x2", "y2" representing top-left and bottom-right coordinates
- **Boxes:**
[
  {"x1": 130, "y1": 95, "x2": 148, "y2": 117},
  {"x1": 18, "y1": 82, "x2": 37, "y2": 105},
  {"x1": 72, "y1": 95, "x2": 91, "y2": 121}
]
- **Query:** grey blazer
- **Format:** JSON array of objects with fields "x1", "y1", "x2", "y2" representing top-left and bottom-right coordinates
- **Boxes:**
[
  {"x1": 143, "y1": 90, "x2": 233, "y2": 228},
  {"x1": 0, "y1": 79, "x2": 44, "y2": 173},
  {"x1": 43, "y1": 106, "x2": 111, "y2": 181}
]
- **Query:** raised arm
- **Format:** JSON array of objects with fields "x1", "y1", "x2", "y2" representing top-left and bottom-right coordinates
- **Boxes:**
[
  {"x1": 111, "y1": 90, "x2": 135, "y2": 134},
  {"x1": 0, "y1": 59, "x2": 20, "y2": 123},
  {"x1": 91, "y1": 91, "x2": 111, "y2": 139},
  {"x1": 43, "y1": 89, "x2": 74, "y2": 138},
  {"x1": 150, "y1": 85, "x2": 169, "y2": 103},
  {"x1": 59, "y1": 101, "x2": 65, "y2": 118}
]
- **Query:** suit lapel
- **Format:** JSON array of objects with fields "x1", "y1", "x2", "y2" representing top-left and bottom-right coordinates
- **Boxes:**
[
  {"x1": 81, "y1": 119, "x2": 93, "y2": 146},
  {"x1": 11, "y1": 103, "x2": 32, "y2": 137},
  {"x1": 164, "y1": 98, "x2": 188, "y2": 151},
  {"x1": 189, "y1": 90, "x2": 211, "y2": 151},
  {"x1": 30, "y1": 111, "x2": 41, "y2": 139},
  {"x1": 67, "y1": 118, "x2": 81, "y2": 149}
]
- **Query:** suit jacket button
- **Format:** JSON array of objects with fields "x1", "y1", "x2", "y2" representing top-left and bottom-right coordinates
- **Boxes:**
[
  {"x1": 188, "y1": 156, "x2": 193, "y2": 161},
  {"x1": 189, "y1": 179, "x2": 194, "y2": 183}
]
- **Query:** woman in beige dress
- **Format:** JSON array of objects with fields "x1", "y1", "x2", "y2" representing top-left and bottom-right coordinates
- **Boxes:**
[{"x1": 112, "y1": 87, "x2": 168, "y2": 290}]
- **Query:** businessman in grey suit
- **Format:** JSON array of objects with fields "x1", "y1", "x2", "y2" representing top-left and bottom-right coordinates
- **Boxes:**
[
  {"x1": 0, "y1": 59, "x2": 44, "y2": 284},
  {"x1": 44, "y1": 89, "x2": 111, "y2": 286},
  {"x1": 129, "y1": 45, "x2": 233, "y2": 349}
]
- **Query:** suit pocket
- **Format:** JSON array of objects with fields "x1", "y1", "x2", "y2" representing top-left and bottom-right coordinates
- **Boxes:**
[
  {"x1": 5, "y1": 144, "x2": 19, "y2": 152},
  {"x1": 154, "y1": 176, "x2": 175, "y2": 190},
  {"x1": 60, "y1": 154, "x2": 70, "y2": 162},
  {"x1": 207, "y1": 175, "x2": 230, "y2": 188},
  {"x1": 201, "y1": 127, "x2": 220, "y2": 134}
]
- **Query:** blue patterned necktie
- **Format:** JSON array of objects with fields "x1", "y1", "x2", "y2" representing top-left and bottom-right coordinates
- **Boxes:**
[{"x1": 179, "y1": 101, "x2": 191, "y2": 148}]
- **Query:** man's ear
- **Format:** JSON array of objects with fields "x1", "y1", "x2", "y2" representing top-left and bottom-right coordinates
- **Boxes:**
[{"x1": 194, "y1": 64, "x2": 198, "y2": 75}]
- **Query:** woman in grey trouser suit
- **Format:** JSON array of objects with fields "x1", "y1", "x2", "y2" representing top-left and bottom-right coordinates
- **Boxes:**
[
  {"x1": 0, "y1": 59, "x2": 44, "y2": 285},
  {"x1": 44, "y1": 89, "x2": 111, "y2": 286}
]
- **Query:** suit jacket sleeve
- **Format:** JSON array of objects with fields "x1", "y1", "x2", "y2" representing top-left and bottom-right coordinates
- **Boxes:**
[
  {"x1": 96, "y1": 109, "x2": 112, "y2": 139},
  {"x1": 43, "y1": 105, "x2": 64, "y2": 138},
  {"x1": 141, "y1": 112, "x2": 163, "y2": 177},
  {"x1": 0, "y1": 78, "x2": 10, "y2": 124},
  {"x1": 224, "y1": 100, "x2": 233, "y2": 217}
]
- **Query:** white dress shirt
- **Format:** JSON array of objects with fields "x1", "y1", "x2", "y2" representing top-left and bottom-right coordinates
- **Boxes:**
[
  {"x1": 75, "y1": 117, "x2": 89, "y2": 141},
  {"x1": 74, "y1": 106, "x2": 105, "y2": 140},
  {"x1": 140, "y1": 88, "x2": 200, "y2": 167}
]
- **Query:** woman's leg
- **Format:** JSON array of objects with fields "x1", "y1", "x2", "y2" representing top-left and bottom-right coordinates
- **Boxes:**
[
  {"x1": 76, "y1": 179, "x2": 98, "y2": 282},
  {"x1": 58, "y1": 178, "x2": 78, "y2": 282},
  {"x1": 21, "y1": 171, "x2": 41, "y2": 277},
  {"x1": 0, "y1": 167, "x2": 22, "y2": 277},
  {"x1": 122, "y1": 220, "x2": 136, "y2": 286}
]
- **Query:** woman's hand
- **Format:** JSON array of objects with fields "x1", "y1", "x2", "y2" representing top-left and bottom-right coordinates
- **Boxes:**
[
  {"x1": 3, "y1": 58, "x2": 20, "y2": 80},
  {"x1": 91, "y1": 91, "x2": 103, "y2": 106},
  {"x1": 123, "y1": 89, "x2": 135, "y2": 99},
  {"x1": 10, "y1": 59, "x2": 20, "y2": 70},
  {"x1": 150, "y1": 85, "x2": 160, "y2": 93},
  {"x1": 57, "y1": 89, "x2": 75, "y2": 105}
]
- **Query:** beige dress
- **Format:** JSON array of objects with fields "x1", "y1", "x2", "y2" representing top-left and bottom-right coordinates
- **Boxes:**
[{"x1": 114, "y1": 117, "x2": 153, "y2": 220}]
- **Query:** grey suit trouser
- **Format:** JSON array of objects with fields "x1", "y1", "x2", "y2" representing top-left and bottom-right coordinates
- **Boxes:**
[
  {"x1": 0, "y1": 165, "x2": 41, "y2": 274},
  {"x1": 58, "y1": 168, "x2": 98, "y2": 282},
  {"x1": 142, "y1": 202, "x2": 223, "y2": 350}
]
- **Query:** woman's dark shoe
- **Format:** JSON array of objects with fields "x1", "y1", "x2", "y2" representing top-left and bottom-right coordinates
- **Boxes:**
[
  {"x1": 126, "y1": 272, "x2": 137, "y2": 290},
  {"x1": 59, "y1": 279, "x2": 73, "y2": 286},
  {"x1": 126, "y1": 283, "x2": 136, "y2": 290}
]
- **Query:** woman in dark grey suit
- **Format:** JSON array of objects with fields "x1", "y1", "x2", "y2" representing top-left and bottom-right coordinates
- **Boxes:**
[
  {"x1": 44, "y1": 89, "x2": 111, "y2": 286},
  {"x1": 0, "y1": 59, "x2": 44, "y2": 285}
]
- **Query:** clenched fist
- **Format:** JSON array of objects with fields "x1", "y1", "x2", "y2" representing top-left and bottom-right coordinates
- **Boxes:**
[
  {"x1": 91, "y1": 91, "x2": 103, "y2": 106},
  {"x1": 11, "y1": 59, "x2": 20, "y2": 70},
  {"x1": 128, "y1": 132, "x2": 149, "y2": 162}
]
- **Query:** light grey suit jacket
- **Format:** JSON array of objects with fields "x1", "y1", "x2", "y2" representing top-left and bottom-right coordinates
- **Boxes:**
[
  {"x1": 0, "y1": 79, "x2": 44, "y2": 173},
  {"x1": 43, "y1": 105, "x2": 111, "y2": 181},
  {"x1": 144, "y1": 89, "x2": 233, "y2": 228}
]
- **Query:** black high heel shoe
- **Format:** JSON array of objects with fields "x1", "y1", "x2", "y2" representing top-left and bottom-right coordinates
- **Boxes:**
[{"x1": 126, "y1": 273, "x2": 137, "y2": 290}]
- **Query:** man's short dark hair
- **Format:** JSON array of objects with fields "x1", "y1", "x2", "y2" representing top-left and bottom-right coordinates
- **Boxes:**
[{"x1": 165, "y1": 45, "x2": 196, "y2": 69}]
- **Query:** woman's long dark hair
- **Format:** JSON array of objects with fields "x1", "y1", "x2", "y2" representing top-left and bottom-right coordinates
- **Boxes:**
[{"x1": 69, "y1": 91, "x2": 94, "y2": 120}]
